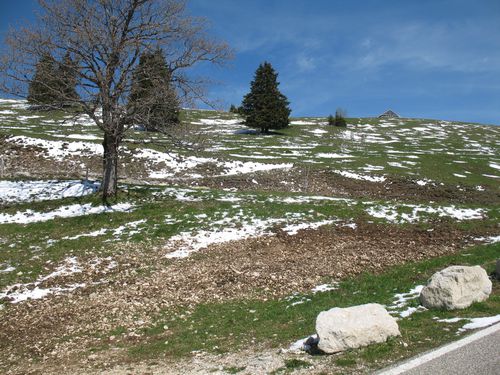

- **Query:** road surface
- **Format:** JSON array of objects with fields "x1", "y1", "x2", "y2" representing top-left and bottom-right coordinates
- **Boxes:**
[{"x1": 377, "y1": 323, "x2": 500, "y2": 375}]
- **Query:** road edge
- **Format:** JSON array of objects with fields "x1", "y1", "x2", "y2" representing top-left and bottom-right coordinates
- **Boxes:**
[{"x1": 376, "y1": 322, "x2": 500, "y2": 375}]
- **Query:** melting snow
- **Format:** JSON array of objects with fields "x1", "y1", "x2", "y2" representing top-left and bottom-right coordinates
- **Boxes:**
[
  {"x1": 8, "y1": 135, "x2": 102, "y2": 160},
  {"x1": 165, "y1": 216, "x2": 337, "y2": 259},
  {"x1": 0, "y1": 257, "x2": 84, "y2": 303},
  {"x1": 436, "y1": 315, "x2": 500, "y2": 332},
  {"x1": 0, "y1": 203, "x2": 134, "y2": 225},
  {"x1": 387, "y1": 285, "x2": 427, "y2": 318},
  {"x1": 366, "y1": 204, "x2": 485, "y2": 223},
  {"x1": 0, "y1": 180, "x2": 100, "y2": 204},
  {"x1": 311, "y1": 283, "x2": 338, "y2": 293},
  {"x1": 334, "y1": 170, "x2": 386, "y2": 182}
]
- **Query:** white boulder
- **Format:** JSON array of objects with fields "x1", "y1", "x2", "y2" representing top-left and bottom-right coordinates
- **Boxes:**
[
  {"x1": 316, "y1": 303, "x2": 400, "y2": 353},
  {"x1": 420, "y1": 265, "x2": 492, "y2": 310}
]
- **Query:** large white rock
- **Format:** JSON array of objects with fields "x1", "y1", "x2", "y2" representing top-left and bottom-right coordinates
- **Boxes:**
[
  {"x1": 316, "y1": 303, "x2": 400, "y2": 353},
  {"x1": 420, "y1": 265, "x2": 492, "y2": 310}
]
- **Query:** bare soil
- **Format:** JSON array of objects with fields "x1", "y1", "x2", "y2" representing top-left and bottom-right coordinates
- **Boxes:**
[{"x1": 0, "y1": 221, "x2": 495, "y2": 374}]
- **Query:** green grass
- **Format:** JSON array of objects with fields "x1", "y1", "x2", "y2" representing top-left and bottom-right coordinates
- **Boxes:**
[
  {"x1": 270, "y1": 359, "x2": 312, "y2": 374},
  {"x1": 1, "y1": 102, "x2": 499, "y2": 372},
  {"x1": 125, "y1": 242, "x2": 499, "y2": 373},
  {"x1": 2, "y1": 101, "x2": 499, "y2": 189},
  {"x1": 1, "y1": 180, "x2": 497, "y2": 290}
]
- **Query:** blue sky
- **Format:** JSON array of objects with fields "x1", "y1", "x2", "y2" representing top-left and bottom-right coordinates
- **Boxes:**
[{"x1": 1, "y1": 0, "x2": 500, "y2": 124}]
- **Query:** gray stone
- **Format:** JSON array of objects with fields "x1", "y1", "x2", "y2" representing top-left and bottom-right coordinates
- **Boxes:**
[
  {"x1": 420, "y1": 265, "x2": 492, "y2": 310},
  {"x1": 316, "y1": 303, "x2": 400, "y2": 354}
]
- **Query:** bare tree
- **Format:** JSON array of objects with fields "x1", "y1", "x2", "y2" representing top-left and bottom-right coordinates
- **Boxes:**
[{"x1": 0, "y1": 0, "x2": 232, "y2": 202}]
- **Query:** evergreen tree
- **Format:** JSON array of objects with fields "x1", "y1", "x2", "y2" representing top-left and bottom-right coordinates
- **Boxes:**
[
  {"x1": 27, "y1": 53, "x2": 60, "y2": 106},
  {"x1": 128, "y1": 48, "x2": 179, "y2": 132},
  {"x1": 334, "y1": 108, "x2": 347, "y2": 127},
  {"x1": 56, "y1": 52, "x2": 79, "y2": 105},
  {"x1": 241, "y1": 62, "x2": 290, "y2": 133},
  {"x1": 327, "y1": 114, "x2": 335, "y2": 126}
]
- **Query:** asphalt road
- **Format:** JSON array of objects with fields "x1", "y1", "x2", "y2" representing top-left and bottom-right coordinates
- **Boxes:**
[{"x1": 377, "y1": 323, "x2": 500, "y2": 375}]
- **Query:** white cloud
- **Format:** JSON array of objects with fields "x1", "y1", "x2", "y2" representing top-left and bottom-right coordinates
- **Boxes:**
[{"x1": 296, "y1": 55, "x2": 317, "y2": 72}]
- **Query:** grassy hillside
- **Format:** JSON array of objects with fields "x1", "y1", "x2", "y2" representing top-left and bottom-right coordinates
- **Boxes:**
[{"x1": 0, "y1": 98, "x2": 499, "y2": 374}]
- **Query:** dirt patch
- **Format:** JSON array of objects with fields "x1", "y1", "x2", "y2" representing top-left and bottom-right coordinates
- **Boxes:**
[
  {"x1": 0, "y1": 221, "x2": 494, "y2": 374},
  {"x1": 190, "y1": 168, "x2": 500, "y2": 206}
]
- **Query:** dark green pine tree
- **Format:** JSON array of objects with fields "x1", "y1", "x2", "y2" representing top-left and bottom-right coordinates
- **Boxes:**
[
  {"x1": 128, "y1": 48, "x2": 179, "y2": 132},
  {"x1": 241, "y1": 62, "x2": 291, "y2": 133},
  {"x1": 27, "y1": 53, "x2": 60, "y2": 106},
  {"x1": 56, "y1": 52, "x2": 79, "y2": 105},
  {"x1": 334, "y1": 108, "x2": 347, "y2": 127},
  {"x1": 327, "y1": 114, "x2": 335, "y2": 126}
]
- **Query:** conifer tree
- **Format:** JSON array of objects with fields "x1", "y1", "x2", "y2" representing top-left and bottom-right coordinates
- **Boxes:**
[
  {"x1": 27, "y1": 53, "x2": 60, "y2": 106},
  {"x1": 128, "y1": 48, "x2": 180, "y2": 132},
  {"x1": 327, "y1": 114, "x2": 335, "y2": 126},
  {"x1": 57, "y1": 52, "x2": 79, "y2": 105},
  {"x1": 241, "y1": 62, "x2": 290, "y2": 133},
  {"x1": 334, "y1": 108, "x2": 347, "y2": 127}
]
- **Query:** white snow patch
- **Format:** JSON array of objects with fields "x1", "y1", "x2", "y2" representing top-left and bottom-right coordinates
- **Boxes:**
[
  {"x1": 459, "y1": 315, "x2": 500, "y2": 331},
  {"x1": 489, "y1": 162, "x2": 500, "y2": 171},
  {"x1": 8, "y1": 136, "x2": 102, "y2": 160},
  {"x1": 0, "y1": 265, "x2": 15, "y2": 273},
  {"x1": 281, "y1": 219, "x2": 336, "y2": 235},
  {"x1": 165, "y1": 216, "x2": 337, "y2": 259},
  {"x1": 316, "y1": 153, "x2": 354, "y2": 159},
  {"x1": 387, "y1": 285, "x2": 426, "y2": 318},
  {"x1": 366, "y1": 204, "x2": 485, "y2": 223},
  {"x1": 0, "y1": 180, "x2": 100, "y2": 204},
  {"x1": 309, "y1": 128, "x2": 328, "y2": 135},
  {"x1": 311, "y1": 283, "x2": 338, "y2": 293},
  {"x1": 0, "y1": 257, "x2": 84, "y2": 303},
  {"x1": 0, "y1": 203, "x2": 134, "y2": 224},
  {"x1": 334, "y1": 170, "x2": 386, "y2": 182},
  {"x1": 474, "y1": 235, "x2": 500, "y2": 244}
]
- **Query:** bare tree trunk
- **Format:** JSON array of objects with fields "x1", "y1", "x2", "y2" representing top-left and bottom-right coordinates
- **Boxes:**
[{"x1": 102, "y1": 133, "x2": 119, "y2": 203}]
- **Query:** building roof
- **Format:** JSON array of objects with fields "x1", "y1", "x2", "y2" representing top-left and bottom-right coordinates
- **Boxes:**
[{"x1": 378, "y1": 110, "x2": 400, "y2": 118}]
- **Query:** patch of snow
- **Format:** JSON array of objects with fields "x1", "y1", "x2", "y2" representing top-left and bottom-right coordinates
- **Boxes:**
[
  {"x1": 311, "y1": 283, "x2": 338, "y2": 293},
  {"x1": 0, "y1": 180, "x2": 100, "y2": 204},
  {"x1": 415, "y1": 179, "x2": 432, "y2": 186},
  {"x1": 220, "y1": 161, "x2": 293, "y2": 176},
  {"x1": 474, "y1": 235, "x2": 500, "y2": 244},
  {"x1": 66, "y1": 134, "x2": 101, "y2": 140},
  {"x1": 0, "y1": 257, "x2": 85, "y2": 303},
  {"x1": 229, "y1": 154, "x2": 281, "y2": 160},
  {"x1": 459, "y1": 315, "x2": 500, "y2": 331},
  {"x1": 165, "y1": 215, "x2": 337, "y2": 259},
  {"x1": 282, "y1": 219, "x2": 337, "y2": 235},
  {"x1": 387, "y1": 285, "x2": 427, "y2": 318},
  {"x1": 366, "y1": 204, "x2": 485, "y2": 224},
  {"x1": 334, "y1": 170, "x2": 386, "y2": 182},
  {"x1": 290, "y1": 120, "x2": 317, "y2": 125},
  {"x1": 0, "y1": 203, "x2": 134, "y2": 225},
  {"x1": 489, "y1": 162, "x2": 500, "y2": 171},
  {"x1": 0, "y1": 265, "x2": 15, "y2": 273},
  {"x1": 309, "y1": 129, "x2": 328, "y2": 135},
  {"x1": 7, "y1": 135, "x2": 102, "y2": 161},
  {"x1": 316, "y1": 153, "x2": 354, "y2": 159},
  {"x1": 436, "y1": 317, "x2": 464, "y2": 323}
]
